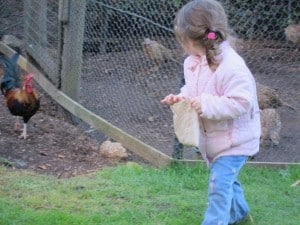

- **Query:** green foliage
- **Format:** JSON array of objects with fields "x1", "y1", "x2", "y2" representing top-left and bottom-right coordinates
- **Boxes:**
[
  {"x1": 0, "y1": 164, "x2": 300, "y2": 225},
  {"x1": 221, "y1": 0, "x2": 300, "y2": 40}
]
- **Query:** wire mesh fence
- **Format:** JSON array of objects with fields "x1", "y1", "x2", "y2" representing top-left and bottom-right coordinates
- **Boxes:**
[{"x1": 1, "y1": 0, "x2": 300, "y2": 162}]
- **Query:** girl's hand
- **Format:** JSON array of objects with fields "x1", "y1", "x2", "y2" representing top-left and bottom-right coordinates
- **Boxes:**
[
  {"x1": 190, "y1": 97, "x2": 202, "y2": 113},
  {"x1": 161, "y1": 94, "x2": 185, "y2": 105}
]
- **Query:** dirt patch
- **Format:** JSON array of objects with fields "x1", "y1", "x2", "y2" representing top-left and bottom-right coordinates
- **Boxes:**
[{"x1": 0, "y1": 87, "x2": 143, "y2": 178}]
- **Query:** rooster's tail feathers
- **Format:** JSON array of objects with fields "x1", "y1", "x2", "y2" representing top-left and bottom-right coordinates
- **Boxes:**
[
  {"x1": 10, "y1": 52, "x2": 19, "y2": 66},
  {"x1": 0, "y1": 52, "x2": 20, "y2": 94}
]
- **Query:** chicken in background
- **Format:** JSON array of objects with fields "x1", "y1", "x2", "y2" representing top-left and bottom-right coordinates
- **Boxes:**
[
  {"x1": 284, "y1": 23, "x2": 300, "y2": 45},
  {"x1": 142, "y1": 38, "x2": 181, "y2": 70},
  {"x1": 0, "y1": 52, "x2": 40, "y2": 139},
  {"x1": 256, "y1": 82, "x2": 296, "y2": 146},
  {"x1": 260, "y1": 108, "x2": 281, "y2": 146},
  {"x1": 256, "y1": 82, "x2": 296, "y2": 110}
]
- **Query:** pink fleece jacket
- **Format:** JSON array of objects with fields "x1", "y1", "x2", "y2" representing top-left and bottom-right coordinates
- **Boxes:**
[{"x1": 180, "y1": 41, "x2": 261, "y2": 162}]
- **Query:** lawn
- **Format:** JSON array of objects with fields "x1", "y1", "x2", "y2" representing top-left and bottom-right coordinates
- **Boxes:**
[{"x1": 0, "y1": 162, "x2": 299, "y2": 225}]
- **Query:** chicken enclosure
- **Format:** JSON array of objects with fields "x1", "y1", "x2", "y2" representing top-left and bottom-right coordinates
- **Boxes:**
[{"x1": 1, "y1": 0, "x2": 300, "y2": 164}]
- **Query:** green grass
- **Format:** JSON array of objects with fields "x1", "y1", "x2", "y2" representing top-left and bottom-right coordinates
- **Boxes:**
[{"x1": 0, "y1": 162, "x2": 299, "y2": 225}]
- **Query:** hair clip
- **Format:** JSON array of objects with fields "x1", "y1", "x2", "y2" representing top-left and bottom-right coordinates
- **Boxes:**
[{"x1": 207, "y1": 31, "x2": 216, "y2": 40}]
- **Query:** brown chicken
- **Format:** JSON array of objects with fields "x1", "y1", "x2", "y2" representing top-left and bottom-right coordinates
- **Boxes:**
[
  {"x1": 0, "y1": 52, "x2": 40, "y2": 139},
  {"x1": 142, "y1": 38, "x2": 181, "y2": 68},
  {"x1": 256, "y1": 82, "x2": 295, "y2": 110},
  {"x1": 260, "y1": 108, "x2": 281, "y2": 146}
]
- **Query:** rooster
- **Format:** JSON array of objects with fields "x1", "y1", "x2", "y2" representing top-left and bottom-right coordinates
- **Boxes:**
[{"x1": 0, "y1": 52, "x2": 40, "y2": 139}]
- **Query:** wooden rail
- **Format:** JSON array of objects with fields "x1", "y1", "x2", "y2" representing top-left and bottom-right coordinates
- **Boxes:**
[
  {"x1": 174, "y1": 159, "x2": 300, "y2": 168},
  {"x1": 1, "y1": 42, "x2": 299, "y2": 168}
]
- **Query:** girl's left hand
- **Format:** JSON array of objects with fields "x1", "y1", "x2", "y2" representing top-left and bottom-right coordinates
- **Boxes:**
[
  {"x1": 190, "y1": 97, "x2": 202, "y2": 113},
  {"x1": 161, "y1": 94, "x2": 185, "y2": 105}
]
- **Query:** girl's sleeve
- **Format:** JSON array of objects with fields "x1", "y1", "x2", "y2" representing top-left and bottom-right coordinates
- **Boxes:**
[
  {"x1": 179, "y1": 84, "x2": 189, "y2": 98},
  {"x1": 178, "y1": 57, "x2": 192, "y2": 98},
  {"x1": 200, "y1": 69, "x2": 255, "y2": 120}
]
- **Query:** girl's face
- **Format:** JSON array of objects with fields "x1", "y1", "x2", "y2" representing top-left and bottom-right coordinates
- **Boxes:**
[{"x1": 181, "y1": 39, "x2": 206, "y2": 57}]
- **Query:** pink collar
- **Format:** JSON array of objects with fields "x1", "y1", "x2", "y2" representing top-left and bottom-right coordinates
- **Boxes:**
[
  {"x1": 188, "y1": 41, "x2": 230, "y2": 72},
  {"x1": 188, "y1": 55, "x2": 208, "y2": 72}
]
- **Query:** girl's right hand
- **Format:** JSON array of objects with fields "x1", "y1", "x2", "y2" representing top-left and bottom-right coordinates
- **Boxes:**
[{"x1": 161, "y1": 94, "x2": 185, "y2": 105}]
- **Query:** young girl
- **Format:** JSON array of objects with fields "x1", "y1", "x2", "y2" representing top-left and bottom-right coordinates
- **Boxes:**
[{"x1": 161, "y1": 0, "x2": 260, "y2": 224}]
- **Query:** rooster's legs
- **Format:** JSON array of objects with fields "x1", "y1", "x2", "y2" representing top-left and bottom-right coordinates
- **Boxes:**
[
  {"x1": 18, "y1": 123, "x2": 28, "y2": 139},
  {"x1": 14, "y1": 117, "x2": 21, "y2": 131}
]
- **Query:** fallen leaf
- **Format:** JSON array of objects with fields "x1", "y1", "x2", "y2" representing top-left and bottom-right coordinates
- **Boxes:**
[
  {"x1": 58, "y1": 154, "x2": 65, "y2": 158},
  {"x1": 291, "y1": 180, "x2": 300, "y2": 187},
  {"x1": 38, "y1": 165, "x2": 47, "y2": 170},
  {"x1": 39, "y1": 152, "x2": 48, "y2": 156}
]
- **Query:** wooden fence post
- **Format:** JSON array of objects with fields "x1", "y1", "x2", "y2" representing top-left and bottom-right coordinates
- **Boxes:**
[{"x1": 60, "y1": 0, "x2": 86, "y2": 101}]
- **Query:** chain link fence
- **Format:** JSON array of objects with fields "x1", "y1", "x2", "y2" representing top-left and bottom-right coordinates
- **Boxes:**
[{"x1": 1, "y1": 0, "x2": 300, "y2": 162}]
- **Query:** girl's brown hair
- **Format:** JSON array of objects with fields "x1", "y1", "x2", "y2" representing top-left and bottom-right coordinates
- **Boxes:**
[{"x1": 174, "y1": 0, "x2": 230, "y2": 70}]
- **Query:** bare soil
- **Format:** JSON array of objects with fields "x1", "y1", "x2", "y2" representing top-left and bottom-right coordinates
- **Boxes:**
[{"x1": 0, "y1": 88, "x2": 140, "y2": 178}]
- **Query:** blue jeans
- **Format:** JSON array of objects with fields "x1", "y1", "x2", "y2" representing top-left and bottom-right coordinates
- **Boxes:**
[{"x1": 201, "y1": 156, "x2": 249, "y2": 225}]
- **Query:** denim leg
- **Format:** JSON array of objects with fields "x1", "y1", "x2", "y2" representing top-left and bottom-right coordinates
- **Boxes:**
[
  {"x1": 201, "y1": 156, "x2": 248, "y2": 225},
  {"x1": 229, "y1": 181, "x2": 249, "y2": 224}
]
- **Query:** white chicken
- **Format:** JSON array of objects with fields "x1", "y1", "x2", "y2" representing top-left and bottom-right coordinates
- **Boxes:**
[{"x1": 284, "y1": 23, "x2": 300, "y2": 45}]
